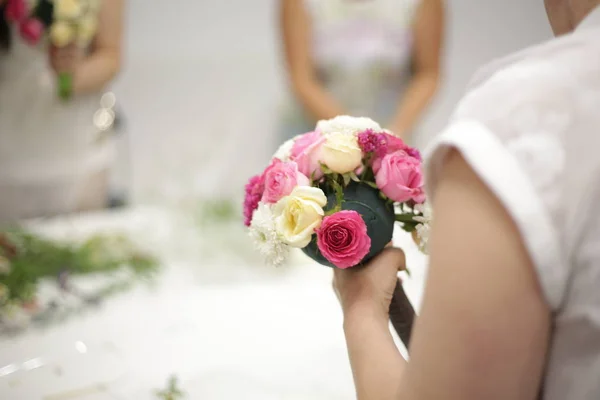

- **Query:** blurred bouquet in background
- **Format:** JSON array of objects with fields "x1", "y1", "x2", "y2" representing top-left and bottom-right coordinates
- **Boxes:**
[
  {"x1": 3, "y1": 0, "x2": 101, "y2": 99},
  {"x1": 244, "y1": 116, "x2": 431, "y2": 269}
]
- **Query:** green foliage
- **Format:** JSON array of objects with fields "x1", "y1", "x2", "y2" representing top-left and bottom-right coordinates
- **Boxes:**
[
  {"x1": 394, "y1": 213, "x2": 419, "y2": 233},
  {"x1": 0, "y1": 230, "x2": 159, "y2": 306},
  {"x1": 155, "y1": 376, "x2": 185, "y2": 400},
  {"x1": 195, "y1": 199, "x2": 238, "y2": 226}
]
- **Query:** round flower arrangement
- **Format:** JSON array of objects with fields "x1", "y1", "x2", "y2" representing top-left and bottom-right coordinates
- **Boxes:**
[{"x1": 244, "y1": 116, "x2": 430, "y2": 269}]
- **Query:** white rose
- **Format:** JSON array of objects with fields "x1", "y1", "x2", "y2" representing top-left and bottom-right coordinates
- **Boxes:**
[
  {"x1": 320, "y1": 132, "x2": 363, "y2": 174},
  {"x1": 316, "y1": 115, "x2": 381, "y2": 136},
  {"x1": 273, "y1": 186, "x2": 327, "y2": 248}
]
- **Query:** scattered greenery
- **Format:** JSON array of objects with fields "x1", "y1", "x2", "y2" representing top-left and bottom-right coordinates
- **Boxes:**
[
  {"x1": 0, "y1": 229, "x2": 159, "y2": 308},
  {"x1": 155, "y1": 376, "x2": 185, "y2": 400},
  {"x1": 194, "y1": 199, "x2": 238, "y2": 226}
]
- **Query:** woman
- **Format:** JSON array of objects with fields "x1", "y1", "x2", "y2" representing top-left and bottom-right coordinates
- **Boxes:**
[
  {"x1": 333, "y1": 1, "x2": 600, "y2": 399},
  {"x1": 0, "y1": 0, "x2": 123, "y2": 224},
  {"x1": 279, "y1": 0, "x2": 443, "y2": 143}
]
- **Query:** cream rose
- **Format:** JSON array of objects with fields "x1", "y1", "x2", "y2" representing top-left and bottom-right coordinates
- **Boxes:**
[
  {"x1": 320, "y1": 132, "x2": 363, "y2": 174},
  {"x1": 54, "y1": 0, "x2": 83, "y2": 20},
  {"x1": 273, "y1": 186, "x2": 327, "y2": 248},
  {"x1": 50, "y1": 21, "x2": 75, "y2": 47}
]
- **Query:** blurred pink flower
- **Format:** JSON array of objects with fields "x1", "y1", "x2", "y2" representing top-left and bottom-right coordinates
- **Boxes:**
[
  {"x1": 375, "y1": 150, "x2": 425, "y2": 203},
  {"x1": 19, "y1": 18, "x2": 44, "y2": 46},
  {"x1": 4, "y1": 0, "x2": 29, "y2": 22},
  {"x1": 243, "y1": 173, "x2": 265, "y2": 227},
  {"x1": 317, "y1": 210, "x2": 371, "y2": 269}
]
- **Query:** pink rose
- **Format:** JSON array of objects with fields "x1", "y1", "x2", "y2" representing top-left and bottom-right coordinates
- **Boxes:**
[
  {"x1": 19, "y1": 18, "x2": 44, "y2": 46},
  {"x1": 262, "y1": 159, "x2": 309, "y2": 204},
  {"x1": 4, "y1": 0, "x2": 29, "y2": 22},
  {"x1": 243, "y1": 173, "x2": 265, "y2": 226},
  {"x1": 290, "y1": 131, "x2": 326, "y2": 180},
  {"x1": 375, "y1": 151, "x2": 425, "y2": 203},
  {"x1": 317, "y1": 210, "x2": 371, "y2": 269}
]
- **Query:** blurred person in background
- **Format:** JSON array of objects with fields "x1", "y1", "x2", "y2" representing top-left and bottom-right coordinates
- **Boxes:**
[
  {"x1": 279, "y1": 0, "x2": 444, "y2": 143},
  {"x1": 0, "y1": 0, "x2": 123, "y2": 225}
]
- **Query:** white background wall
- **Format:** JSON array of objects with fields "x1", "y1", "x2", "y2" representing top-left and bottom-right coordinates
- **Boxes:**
[{"x1": 113, "y1": 0, "x2": 553, "y2": 203}]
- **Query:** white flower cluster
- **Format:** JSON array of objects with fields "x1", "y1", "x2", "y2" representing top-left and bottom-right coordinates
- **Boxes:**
[
  {"x1": 248, "y1": 187, "x2": 327, "y2": 268},
  {"x1": 413, "y1": 202, "x2": 432, "y2": 254},
  {"x1": 317, "y1": 115, "x2": 381, "y2": 136},
  {"x1": 248, "y1": 204, "x2": 290, "y2": 267}
]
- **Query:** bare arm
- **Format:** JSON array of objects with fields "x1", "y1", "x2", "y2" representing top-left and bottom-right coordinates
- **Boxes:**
[
  {"x1": 279, "y1": 0, "x2": 345, "y2": 122},
  {"x1": 342, "y1": 150, "x2": 551, "y2": 400},
  {"x1": 388, "y1": 0, "x2": 444, "y2": 138},
  {"x1": 73, "y1": 0, "x2": 124, "y2": 94}
]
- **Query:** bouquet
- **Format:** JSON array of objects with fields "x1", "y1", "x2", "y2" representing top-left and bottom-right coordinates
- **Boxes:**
[
  {"x1": 3, "y1": 0, "x2": 101, "y2": 100},
  {"x1": 244, "y1": 116, "x2": 431, "y2": 346}
]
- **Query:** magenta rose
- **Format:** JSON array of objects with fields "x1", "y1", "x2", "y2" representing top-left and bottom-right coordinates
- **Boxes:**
[
  {"x1": 243, "y1": 173, "x2": 265, "y2": 226},
  {"x1": 317, "y1": 210, "x2": 371, "y2": 269},
  {"x1": 375, "y1": 150, "x2": 425, "y2": 203},
  {"x1": 290, "y1": 131, "x2": 326, "y2": 180},
  {"x1": 262, "y1": 159, "x2": 309, "y2": 204},
  {"x1": 4, "y1": 0, "x2": 29, "y2": 22},
  {"x1": 19, "y1": 18, "x2": 44, "y2": 46}
]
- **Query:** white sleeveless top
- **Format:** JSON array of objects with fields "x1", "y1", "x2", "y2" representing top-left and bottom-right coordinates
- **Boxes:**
[
  {"x1": 425, "y1": 7, "x2": 600, "y2": 399},
  {"x1": 0, "y1": 28, "x2": 113, "y2": 185},
  {"x1": 280, "y1": 0, "x2": 420, "y2": 140}
]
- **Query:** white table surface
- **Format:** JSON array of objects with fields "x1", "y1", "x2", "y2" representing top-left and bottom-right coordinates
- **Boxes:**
[{"x1": 0, "y1": 206, "x2": 427, "y2": 400}]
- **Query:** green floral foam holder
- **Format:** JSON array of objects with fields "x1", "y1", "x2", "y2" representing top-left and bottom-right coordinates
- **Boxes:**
[
  {"x1": 302, "y1": 182, "x2": 395, "y2": 268},
  {"x1": 58, "y1": 72, "x2": 73, "y2": 101},
  {"x1": 302, "y1": 182, "x2": 415, "y2": 347}
]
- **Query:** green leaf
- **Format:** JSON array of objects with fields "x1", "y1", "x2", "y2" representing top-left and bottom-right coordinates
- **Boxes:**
[
  {"x1": 331, "y1": 179, "x2": 345, "y2": 212},
  {"x1": 319, "y1": 163, "x2": 333, "y2": 175},
  {"x1": 349, "y1": 171, "x2": 360, "y2": 182},
  {"x1": 364, "y1": 181, "x2": 378, "y2": 189},
  {"x1": 394, "y1": 213, "x2": 416, "y2": 223},
  {"x1": 343, "y1": 173, "x2": 351, "y2": 186}
]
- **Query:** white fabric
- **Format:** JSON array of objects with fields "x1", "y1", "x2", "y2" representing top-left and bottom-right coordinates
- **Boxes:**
[
  {"x1": 424, "y1": 6, "x2": 600, "y2": 399},
  {"x1": 0, "y1": 28, "x2": 115, "y2": 222},
  {"x1": 279, "y1": 0, "x2": 420, "y2": 140}
]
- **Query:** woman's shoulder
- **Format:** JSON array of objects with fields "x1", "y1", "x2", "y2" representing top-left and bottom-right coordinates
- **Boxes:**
[{"x1": 423, "y1": 34, "x2": 600, "y2": 310}]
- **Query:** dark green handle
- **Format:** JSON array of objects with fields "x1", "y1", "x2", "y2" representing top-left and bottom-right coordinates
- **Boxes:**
[{"x1": 389, "y1": 279, "x2": 415, "y2": 349}]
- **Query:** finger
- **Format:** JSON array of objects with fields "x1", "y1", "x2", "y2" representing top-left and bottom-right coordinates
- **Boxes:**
[{"x1": 380, "y1": 247, "x2": 407, "y2": 272}]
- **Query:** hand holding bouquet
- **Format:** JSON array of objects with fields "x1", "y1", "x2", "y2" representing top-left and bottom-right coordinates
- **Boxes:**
[
  {"x1": 244, "y1": 116, "x2": 431, "y2": 347},
  {"x1": 50, "y1": 0, "x2": 100, "y2": 100},
  {"x1": 3, "y1": 0, "x2": 101, "y2": 100}
]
